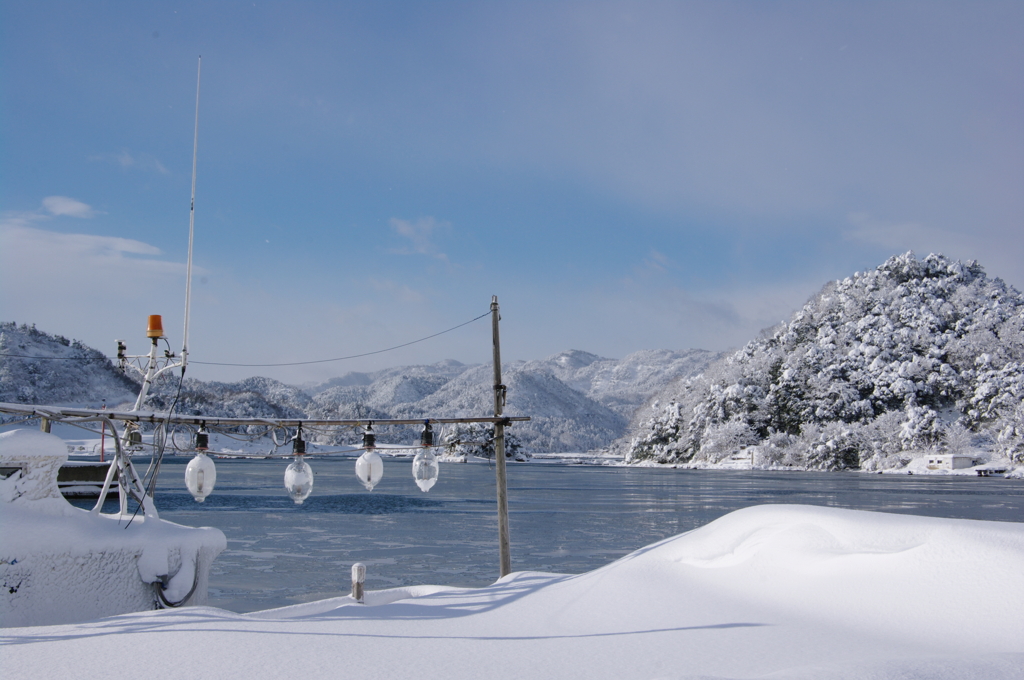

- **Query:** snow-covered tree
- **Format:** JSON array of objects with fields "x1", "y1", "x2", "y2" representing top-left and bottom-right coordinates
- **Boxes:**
[
  {"x1": 995, "y1": 402, "x2": 1024, "y2": 465},
  {"x1": 695, "y1": 417, "x2": 757, "y2": 464},
  {"x1": 942, "y1": 422, "x2": 974, "y2": 456},
  {"x1": 443, "y1": 423, "x2": 527, "y2": 461},
  {"x1": 799, "y1": 422, "x2": 864, "y2": 471}
]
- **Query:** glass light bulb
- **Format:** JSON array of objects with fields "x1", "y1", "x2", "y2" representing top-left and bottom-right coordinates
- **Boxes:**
[
  {"x1": 355, "y1": 450, "x2": 384, "y2": 491},
  {"x1": 185, "y1": 452, "x2": 217, "y2": 502},
  {"x1": 412, "y1": 449, "x2": 439, "y2": 492},
  {"x1": 284, "y1": 458, "x2": 314, "y2": 504}
]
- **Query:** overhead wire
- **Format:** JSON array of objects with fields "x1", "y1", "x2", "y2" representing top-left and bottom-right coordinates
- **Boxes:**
[
  {"x1": 188, "y1": 310, "x2": 491, "y2": 367},
  {"x1": 0, "y1": 310, "x2": 491, "y2": 368},
  {"x1": 0, "y1": 353, "x2": 111, "y2": 361}
]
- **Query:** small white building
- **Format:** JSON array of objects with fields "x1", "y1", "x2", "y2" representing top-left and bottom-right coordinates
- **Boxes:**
[{"x1": 924, "y1": 453, "x2": 977, "y2": 471}]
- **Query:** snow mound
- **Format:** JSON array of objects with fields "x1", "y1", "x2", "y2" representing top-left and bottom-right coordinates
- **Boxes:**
[
  {"x1": 3, "y1": 505, "x2": 1021, "y2": 679},
  {"x1": 643, "y1": 505, "x2": 1023, "y2": 648},
  {"x1": 0, "y1": 427, "x2": 67, "y2": 460},
  {"x1": 0, "y1": 429, "x2": 72, "y2": 509}
]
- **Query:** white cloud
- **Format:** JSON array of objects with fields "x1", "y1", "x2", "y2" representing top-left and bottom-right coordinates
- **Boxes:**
[
  {"x1": 0, "y1": 223, "x2": 187, "y2": 337},
  {"x1": 0, "y1": 199, "x2": 178, "y2": 300},
  {"x1": 0, "y1": 219, "x2": 209, "y2": 377},
  {"x1": 3, "y1": 196, "x2": 102, "y2": 226},
  {"x1": 40, "y1": 195, "x2": 99, "y2": 219},
  {"x1": 634, "y1": 284, "x2": 803, "y2": 352},
  {"x1": 640, "y1": 249, "x2": 670, "y2": 274},
  {"x1": 389, "y1": 217, "x2": 450, "y2": 262},
  {"x1": 368, "y1": 277, "x2": 425, "y2": 304},
  {"x1": 0, "y1": 223, "x2": 176, "y2": 279},
  {"x1": 89, "y1": 149, "x2": 169, "y2": 174}
]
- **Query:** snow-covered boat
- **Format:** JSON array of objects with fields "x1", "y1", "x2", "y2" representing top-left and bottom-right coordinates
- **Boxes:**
[{"x1": 0, "y1": 428, "x2": 225, "y2": 627}]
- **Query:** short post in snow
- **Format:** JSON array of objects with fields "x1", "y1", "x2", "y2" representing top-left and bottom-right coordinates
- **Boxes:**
[{"x1": 351, "y1": 563, "x2": 366, "y2": 603}]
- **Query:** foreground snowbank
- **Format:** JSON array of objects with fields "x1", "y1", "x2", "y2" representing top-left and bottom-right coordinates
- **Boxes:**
[{"x1": 3, "y1": 505, "x2": 1022, "y2": 679}]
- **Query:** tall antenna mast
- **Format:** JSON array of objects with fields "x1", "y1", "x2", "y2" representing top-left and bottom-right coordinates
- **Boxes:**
[{"x1": 182, "y1": 55, "x2": 201, "y2": 372}]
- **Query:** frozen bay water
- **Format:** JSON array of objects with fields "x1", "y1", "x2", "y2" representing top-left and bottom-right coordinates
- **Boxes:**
[{"x1": 79, "y1": 456, "x2": 1024, "y2": 613}]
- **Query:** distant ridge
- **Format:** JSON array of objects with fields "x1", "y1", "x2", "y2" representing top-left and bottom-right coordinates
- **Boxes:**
[{"x1": 0, "y1": 322, "x2": 715, "y2": 453}]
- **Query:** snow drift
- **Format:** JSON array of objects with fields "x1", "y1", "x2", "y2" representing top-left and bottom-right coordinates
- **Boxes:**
[{"x1": 3, "y1": 504, "x2": 1021, "y2": 679}]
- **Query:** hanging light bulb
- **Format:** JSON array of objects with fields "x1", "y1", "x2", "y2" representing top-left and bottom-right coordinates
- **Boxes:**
[
  {"x1": 355, "y1": 423, "x2": 383, "y2": 491},
  {"x1": 284, "y1": 458, "x2": 313, "y2": 504},
  {"x1": 412, "y1": 449, "x2": 439, "y2": 492},
  {"x1": 185, "y1": 427, "x2": 215, "y2": 502},
  {"x1": 355, "y1": 449, "x2": 383, "y2": 491},
  {"x1": 284, "y1": 427, "x2": 313, "y2": 504},
  {"x1": 412, "y1": 422, "x2": 439, "y2": 492}
]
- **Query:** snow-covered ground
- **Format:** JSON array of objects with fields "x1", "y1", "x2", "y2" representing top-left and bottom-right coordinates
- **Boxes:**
[
  {"x1": 628, "y1": 445, "x2": 1024, "y2": 478},
  {"x1": 3, "y1": 504, "x2": 1021, "y2": 679}
]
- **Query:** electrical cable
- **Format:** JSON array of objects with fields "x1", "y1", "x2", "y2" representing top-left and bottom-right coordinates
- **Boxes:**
[
  {"x1": 0, "y1": 310, "x2": 490, "y2": 367},
  {"x1": 122, "y1": 368, "x2": 185, "y2": 528},
  {"x1": 153, "y1": 550, "x2": 202, "y2": 608},
  {"x1": 186, "y1": 310, "x2": 491, "y2": 367},
  {"x1": 0, "y1": 415, "x2": 39, "y2": 427},
  {"x1": 0, "y1": 353, "x2": 112, "y2": 361},
  {"x1": 142, "y1": 369, "x2": 185, "y2": 499}
]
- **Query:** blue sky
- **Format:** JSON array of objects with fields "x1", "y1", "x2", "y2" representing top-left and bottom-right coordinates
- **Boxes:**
[{"x1": 2, "y1": 1, "x2": 1021, "y2": 384}]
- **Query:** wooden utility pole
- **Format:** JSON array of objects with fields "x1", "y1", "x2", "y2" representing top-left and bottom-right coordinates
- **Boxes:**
[{"x1": 491, "y1": 295, "x2": 512, "y2": 577}]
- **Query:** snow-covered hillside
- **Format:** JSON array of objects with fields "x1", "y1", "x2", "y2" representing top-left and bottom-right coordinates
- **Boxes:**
[
  {"x1": 521, "y1": 348, "x2": 719, "y2": 418},
  {"x1": 626, "y1": 253, "x2": 1024, "y2": 471},
  {"x1": 0, "y1": 323, "x2": 139, "y2": 408},
  {"x1": 401, "y1": 362, "x2": 628, "y2": 452}
]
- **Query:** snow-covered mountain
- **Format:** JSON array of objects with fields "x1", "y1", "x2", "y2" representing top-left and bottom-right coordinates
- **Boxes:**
[
  {"x1": 301, "y1": 349, "x2": 715, "y2": 452},
  {"x1": 0, "y1": 323, "x2": 139, "y2": 407},
  {"x1": 625, "y1": 253, "x2": 1024, "y2": 470},
  {"x1": 0, "y1": 323, "x2": 713, "y2": 453},
  {"x1": 521, "y1": 349, "x2": 720, "y2": 418},
  {"x1": 394, "y1": 362, "x2": 628, "y2": 453}
]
